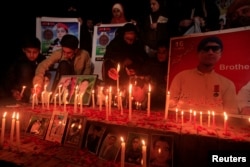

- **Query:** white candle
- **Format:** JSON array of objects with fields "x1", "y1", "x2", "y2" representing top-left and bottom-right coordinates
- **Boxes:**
[
  {"x1": 181, "y1": 111, "x2": 184, "y2": 126},
  {"x1": 189, "y1": 109, "x2": 192, "y2": 122},
  {"x1": 200, "y1": 111, "x2": 203, "y2": 126},
  {"x1": 224, "y1": 112, "x2": 228, "y2": 133},
  {"x1": 109, "y1": 86, "x2": 112, "y2": 115},
  {"x1": 142, "y1": 140, "x2": 147, "y2": 167},
  {"x1": 208, "y1": 111, "x2": 211, "y2": 127},
  {"x1": 63, "y1": 92, "x2": 68, "y2": 112},
  {"x1": 10, "y1": 112, "x2": 16, "y2": 146},
  {"x1": 117, "y1": 64, "x2": 120, "y2": 100},
  {"x1": 0, "y1": 112, "x2": 7, "y2": 147},
  {"x1": 147, "y1": 84, "x2": 151, "y2": 117},
  {"x1": 92, "y1": 90, "x2": 95, "y2": 108},
  {"x1": 193, "y1": 111, "x2": 196, "y2": 128},
  {"x1": 32, "y1": 93, "x2": 36, "y2": 109},
  {"x1": 58, "y1": 84, "x2": 62, "y2": 106},
  {"x1": 74, "y1": 94, "x2": 78, "y2": 113},
  {"x1": 41, "y1": 91, "x2": 45, "y2": 109},
  {"x1": 164, "y1": 91, "x2": 170, "y2": 120},
  {"x1": 20, "y1": 85, "x2": 26, "y2": 97},
  {"x1": 54, "y1": 93, "x2": 58, "y2": 109},
  {"x1": 16, "y1": 113, "x2": 20, "y2": 149},
  {"x1": 176, "y1": 108, "x2": 178, "y2": 123},
  {"x1": 129, "y1": 84, "x2": 132, "y2": 121},
  {"x1": 120, "y1": 137, "x2": 125, "y2": 167},
  {"x1": 212, "y1": 111, "x2": 215, "y2": 128},
  {"x1": 119, "y1": 92, "x2": 123, "y2": 115},
  {"x1": 105, "y1": 95, "x2": 109, "y2": 121},
  {"x1": 34, "y1": 84, "x2": 38, "y2": 105},
  {"x1": 99, "y1": 87, "x2": 103, "y2": 111},
  {"x1": 44, "y1": 84, "x2": 47, "y2": 92},
  {"x1": 79, "y1": 93, "x2": 83, "y2": 114},
  {"x1": 47, "y1": 92, "x2": 52, "y2": 110}
]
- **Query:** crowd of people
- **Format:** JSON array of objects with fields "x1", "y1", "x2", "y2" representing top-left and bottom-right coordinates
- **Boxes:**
[{"x1": 0, "y1": 0, "x2": 249, "y2": 114}]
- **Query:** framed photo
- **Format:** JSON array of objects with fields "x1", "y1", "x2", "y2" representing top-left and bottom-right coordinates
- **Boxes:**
[
  {"x1": 45, "y1": 110, "x2": 68, "y2": 143},
  {"x1": 125, "y1": 132, "x2": 149, "y2": 165},
  {"x1": 85, "y1": 123, "x2": 106, "y2": 154},
  {"x1": 63, "y1": 116, "x2": 87, "y2": 148},
  {"x1": 25, "y1": 114, "x2": 51, "y2": 139},
  {"x1": 52, "y1": 75, "x2": 98, "y2": 106},
  {"x1": 98, "y1": 133, "x2": 120, "y2": 161},
  {"x1": 149, "y1": 134, "x2": 174, "y2": 167}
]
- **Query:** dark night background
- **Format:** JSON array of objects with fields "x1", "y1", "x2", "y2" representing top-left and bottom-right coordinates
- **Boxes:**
[{"x1": 1, "y1": 0, "x2": 152, "y2": 85}]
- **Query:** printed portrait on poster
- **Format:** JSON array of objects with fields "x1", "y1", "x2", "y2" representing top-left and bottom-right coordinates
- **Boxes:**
[
  {"x1": 45, "y1": 110, "x2": 68, "y2": 143},
  {"x1": 125, "y1": 132, "x2": 148, "y2": 165},
  {"x1": 85, "y1": 123, "x2": 106, "y2": 154},
  {"x1": 98, "y1": 133, "x2": 120, "y2": 161},
  {"x1": 168, "y1": 27, "x2": 250, "y2": 115},
  {"x1": 64, "y1": 116, "x2": 87, "y2": 148},
  {"x1": 149, "y1": 134, "x2": 173, "y2": 167},
  {"x1": 91, "y1": 23, "x2": 126, "y2": 80},
  {"x1": 52, "y1": 75, "x2": 98, "y2": 106},
  {"x1": 25, "y1": 114, "x2": 51, "y2": 139},
  {"x1": 36, "y1": 17, "x2": 80, "y2": 58}
]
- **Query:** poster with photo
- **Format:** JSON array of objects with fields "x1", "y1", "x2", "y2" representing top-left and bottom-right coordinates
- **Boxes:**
[
  {"x1": 36, "y1": 17, "x2": 80, "y2": 58},
  {"x1": 168, "y1": 27, "x2": 250, "y2": 114},
  {"x1": 91, "y1": 23, "x2": 126, "y2": 80}
]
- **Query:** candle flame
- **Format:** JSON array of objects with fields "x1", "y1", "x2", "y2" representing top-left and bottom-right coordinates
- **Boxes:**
[
  {"x1": 129, "y1": 84, "x2": 132, "y2": 93},
  {"x1": 167, "y1": 91, "x2": 170, "y2": 95},
  {"x1": 117, "y1": 63, "x2": 120, "y2": 72},
  {"x1": 92, "y1": 89, "x2": 95, "y2": 94},
  {"x1": 142, "y1": 140, "x2": 145, "y2": 145},
  {"x1": 12, "y1": 112, "x2": 16, "y2": 119},
  {"x1": 194, "y1": 111, "x2": 196, "y2": 116},
  {"x1": 212, "y1": 111, "x2": 215, "y2": 116},
  {"x1": 148, "y1": 84, "x2": 151, "y2": 92},
  {"x1": 120, "y1": 137, "x2": 124, "y2": 142},
  {"x1": 181, "y1": 111, "x2": 184, "y2": 115},
  {"x1": 158, "y1": 148, "x2": 162, "y2": 154},
  {"x1": 190, "y1": 109, "x2": 192, "y2": 114},
  {"x1": 16, "y1": 112, "x2": 19, "y2": 120},
  {"x1": 208, "y1": 110, "x2": 210, "y2": 115},
  {"x1": 22, "y1": 85, "x2": 26, "y2": 89},
  {"x1": 3, "y1": 112, "x2": 7, "y2": 118}
]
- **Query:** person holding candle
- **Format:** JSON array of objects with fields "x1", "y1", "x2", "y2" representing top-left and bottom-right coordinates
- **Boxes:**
[
  {"x1": 33, "y1": 34, "x2": 92, "y2": 95},
  {"x1": 169, "y1": 36, "x2": 238, "y2": 114},
  {"x1": 102, "y1": 23, "x2": 148, "y2": 89},
  {"x1": 150, "y1": 135, "x2": 172, "y2": 167},
  {"x1": 4, "y1": 36, "x2": 46, "y2": 103}
]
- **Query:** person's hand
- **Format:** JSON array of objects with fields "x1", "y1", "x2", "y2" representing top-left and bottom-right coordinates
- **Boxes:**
[
  {"x1": 150, "y1": 23, "x2": 157, "y2": 30},
  {"x1": 108, "y1": 68, "x2": 118, "y2": 80},
  {"x1": 125, "y1": 67, "x2": 136, "y2": 76},
  {"x1": 11, "y1": 89, "x2": 22, "y2": 101}
]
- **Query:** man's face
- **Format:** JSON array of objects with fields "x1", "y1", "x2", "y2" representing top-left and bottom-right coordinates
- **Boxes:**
[
  {"x1": 112, "y1": 8, "x2": 122, "y2": 18},
  {"x1": 157, "y1": 46, "x2": 169, "y2": 62},
  {"x1": 230, "y1": 5, "x2": 250, "y2": 27},
  {"x1": 198, "y1": 42, "x2": 222, "y2": 66},
  {"x1": 62, "y1": 47, "x2": 75, "y2": 59},
  {"x1": 150, "y1": 0, "x2": 160, "y2": 12},
  {"x1": 123, "y1": 31, "x2": 136, "y2": 45},
  {"x1": 153, "y1": 141, "x2": 170, "y2": 163},
  {"x1": 23, "y1": 48, "x2": 40, "y2": 61}
]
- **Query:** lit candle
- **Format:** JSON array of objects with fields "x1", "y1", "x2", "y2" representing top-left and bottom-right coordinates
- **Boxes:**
[
  {"x1": 54, "y1": 93, "x2": 58, "y2": 109},
  {"x1": 99, "y1": 86, "x2": 103, "y2": 111},
  {"x1": 193, "y1": 111, "x2": 196, "y2": 128},
  {"x1": 129, "y1": 84, "x2": 132, "y2": 121},
  {"x1": 41, "y1": 91, "x2": 45, "y2": 109},
  {"x1": 58, "y1": 84, "x2": 62, "y2": 106},
  {"x1": 79, "y1": 93, "x2": 83, "y2": 114},
  {"x1": 105, "y1": 95, "x2": 108, "y2": 121},
  {"x1": 74, "y1": 94, "x2": 78, "y2": 113},
  {"x1": 176, "y1": 108, "x2": 178, "y2": 123},
  {"x1": 181, "y1": 111, "x2": 184, "y2": 126},
  {"x1": 200, "y1": 111, "x2": 203, "y2": 126},
  {"x1": 212, "y1": 111, "x2": 215, "y2": 128},
  {"x1": 16, "y1": 112, "x2": 20, "y2": 149},
  {"x1": 92, "y1": 90, "x2": 95, "y2": 108},
  {"x1": 44, "y1": 84, "x2": 47, "y2": 92},
  {"x1": 32, "y1": 93, "x2": 36, "y2": 109},
  {"x1": 120, "y1": 92, "x2": 123, "y2": 115},
  {"x1": 142, "y1": 140, "x2": 147, "y2": 167},
  {"x1": 20, "y1": 85, "x2": 26, "y2": 97},
  {"x1": 224, "y1": 112, "x2": 228, "y2": 133},
  {"x1": 34, "y1": 84, "x2": 38, "y2": 105},
  {"x1": 117, "y1": 63, "x2": 120, "y2": 97},
  {"x1": 120, "y1": 137, "x2": 125, "y2": 167},
  {"x1": 10, "y1": 112, "x2": 16, "y2": 146},
  {"x1": 147, "y1": 84, "x2": 151, "y2": 117},
  {"x1": 208, "y1": 111, "x2": 211, "y2": 127},
  {"x1": 189, "y1": 109, "x2": 192, "y2": 122},
  {"x1": 164, "y1": 91, "x2": 170, "y2": 120},
  {"x1": 0, "y1": 112, "x2": 7, "y2": 147},
  {"x1": 109, "y1": 86, "x2": 112, "y2": 115},
  {"x1": 47, "y1": 92, "x2": 52, "y2": 110},
  {"x1": 63, "y1": 92, "x2": 68, "y2": 112}
]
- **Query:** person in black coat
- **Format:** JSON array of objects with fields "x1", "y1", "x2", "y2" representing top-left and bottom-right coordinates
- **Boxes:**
[{"x1": 4, "y1": 36, "x2": 46, "y2": 103}]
